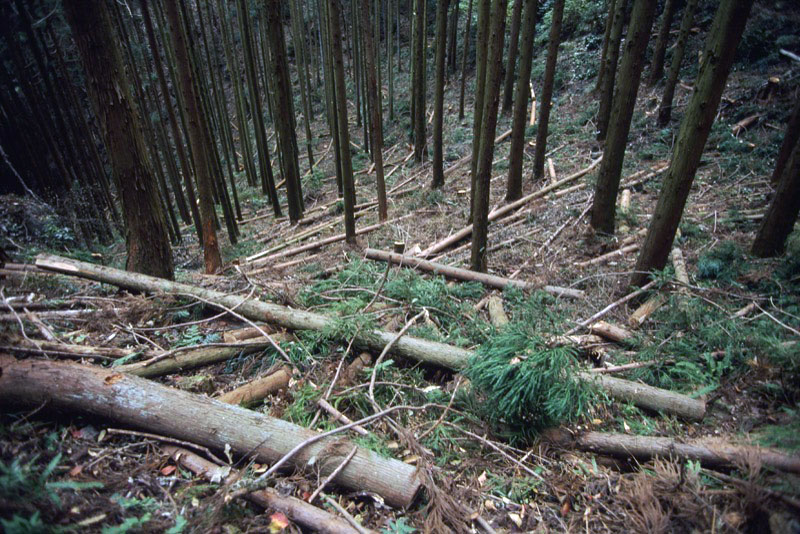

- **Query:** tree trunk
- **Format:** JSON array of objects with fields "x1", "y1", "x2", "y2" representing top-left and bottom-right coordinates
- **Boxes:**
[
  {"x1": 770, "y1": 98, "x2": 800, "y2": 185},
  {"x1": 647, "y1": 0, "x2": 676, "y2": 86},
  {"x1": 388, "y1": 0, "x2": 395, "y2": 120},
  {"x1": 328, "y1": 0, "x2": 357, "y2": 242},
  {"x1": 0, "y1": 354, "x2": 422, "y2": 508},
  {"x1": 469, "y1": 0, "x2": 492, "y2": 220},
  {"x1": 360, "y1": 0, "x2": 389, "y2": 219},
  {"x1": 632, "y1": 0, "x2": 754, "y2": 287},
  {"x1": 35, "y1": 253, "x2": 705, "y2": 420},
  {"x1": 265, "y1": 0, "x2": 305, "y2": 223},
  {"x1": 545, "y1": 429, "x2": 800, "y2": 475},
  {"x1": 164, "y1": 0, "x2": 222, "y2": 274},
  {"x1": 470, "y1": 0, "x2": 508, "y2": 273},
  {"x1": 290, "y1": 0, "x2": 317, "y2": 169},
  {"x1": 412, "y1": 0, "x2": 427, "y2": 162},
  {"x1": 458, "y1": 0, "x2": 474, "y2": 120},
  {"x1": 751, "y1": 137, "x2": 800, "y2": 257},
  {"x1": 590, "y1": 0, "x2": 658, "y2": 235},
  {"x1": 447, "y1": 0, "x2": 460, "y2": 74},
  {"x1": 532, "y1": 0, "x2": 565, "y2": 181},
  {"x1": 594, "y1": 0, "x2": 618, "y2": 93},
  {"x1": 656, "y1": 0, "x2": 698, "y2": 127},
  {"x1": 236, "y1": 0, "x2": 281, "y2": 216},
  {"x1": 501, "y1": 0, "x2": 524, "y2": 114},
  {"x1": 432, "y1": 0, "x2": 450, "y2": 188},
  {"x1": 505, "y1": 0, "x2": 538, "y2": 201},
  {"x1": 62, "y1": 0, "x2": 173, "y2": 280},
  {"x1": 596, "y1": 0, "x2": 628, "y2": 141}
]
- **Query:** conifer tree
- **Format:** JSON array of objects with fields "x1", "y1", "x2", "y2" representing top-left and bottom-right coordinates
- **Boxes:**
[
  {"x1": 657, "y1": 0, "x2": 698, "y2": 126},
  {"x1": 432, "y1": 0, "x2": 450, "y2": 188}
]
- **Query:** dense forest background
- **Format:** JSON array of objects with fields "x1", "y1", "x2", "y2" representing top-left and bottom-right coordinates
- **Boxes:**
[{"x1": 1, "y1": 0, "x2": 800, "y2": 532}]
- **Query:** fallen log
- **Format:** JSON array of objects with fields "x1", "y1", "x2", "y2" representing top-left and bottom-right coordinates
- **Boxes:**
[
  {"x1": 421, "y1": 157, "x2": 601, "y2": 257},
  {"x1": 487, "y1": 296, "x2": 510, "y2": 328},
  {"x1": 216, "y1": 367, "x2": 291, "y2": 406},
  {"x1": 575, "y1": 243, "x2": 640, "y2": 268},
  {"x1": 364, "y1": 248, "x2": 584, "y2": 299},
  {"x1": 0, "y1": 309, "x2": 98, "y2": 322},
  {"x1": 544, "y1": 429, "x2": 800, "y2": 475},
  {"x1": 589, "y1": 321, "x2": 634, "y2": 343},
  {"x1": 35, "y1": 254, "x2": 705, "y2": 420},
  {"x1": 164, "y1": 446, "x2": 369, "y2": 534},
  {"x1": 0, "y1": 355, "x2": 421, "y2": 508}
]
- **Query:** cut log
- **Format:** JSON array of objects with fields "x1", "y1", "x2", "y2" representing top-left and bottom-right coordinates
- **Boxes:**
[
  {"x1": 164, "y1": 446, "x2": 371, "y2": 534},
  {"x1": 0, "y1": 309, "x2": 98, "y2": 322},
  {"x1": 223, "y1": 325, "x2": 279, "y2": 343},
  {"x1": 35, "y1": 254, "x2": 704, "y2": 420},
  {"x1": 364, "y1": 248, "x2": 584, "y2": 299},
  {"x1": 216, "y1": 367, "x2": 291, "y2": 406},
  {"x1": 671, "y1": 247, "x2": 690, "y2": 286},
  {"x1": 629, "y1": 294, "x2": 667, "y2": 327},
  {"x1": 731, "y1": 114, "x2": 760, "y2": 136},
  {"x1": 0, "y1": 355, "x2": 421, "y2": 508},
  {"x1": 544, "y1": 429, "x2": 800, "y2": 475},
  {"x1": 422, "y1": 157, "x2": 602, "y2": 257},
  {"x1": 487, "y1": 296, "x2": 510, "y2": 327},
  {"x1": 589, "y1": 321, "x2": 633, "y2": 343},
  {"x1": 575, "y1": 243, "x2": 640, "y2": 268}
]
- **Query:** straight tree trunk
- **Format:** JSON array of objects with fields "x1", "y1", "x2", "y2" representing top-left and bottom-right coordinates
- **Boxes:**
[
  {"x1": 290, "y1": 0, "x2": 316, "y2": 169},
  {"x1": 328, "y1": 0, "x2": 357, "y2": 242},
  {"x1": 458, "y1": 0, "x2": 474, "y2": 120},
  {"x1": 770, "y1": 98, "x2": 800, "y2": 185},
  {"x1": 590, "y1": 0, "x2": 658, "y2": 235},
  {"x1": 63, "y1": 0, "x2": 173, "y2": 280},
  {"x1": 470, "y1": 0, "x2": 508, "y2": 273},
  {"x1": 631, "y1": 0, "x2": 754, "y2": 287},
  {"x1": 648, "y1": 0, "x2": 676, "y2": 86},
  {"x1": 432, "y1": 0, "x2": 450, "y2": 188},
  {"x1": 236, "y1": 0, "x2": 281, "y2": 216},
  {"x1": 0, "y1": 355, "x2": 422, "y2": 508},
  {"x1": 412, "y1": 0, "x2": 427, "y2": 162},
  {"x1": 447, "y1": 0, "x2": 460, "y2": 74},
  {"x1": 164, "y1": 0, "x2": 222, "y2": 274},
  {"x1": 594, "y1": 0, "x2": 618, "y2": 93},
  {"x1": 469, "y1": 0, "x2": 492, "y2": 221},
  {"x1": 360, "y1": 0, "x2": 389, "y2": 219},
  {"x1": 501, "y1": 0, "x2": 524, "y2": 114},
  {"x1": 505, "y1": 0, "x2": 538, "y2": 201},
  {"x1": 388, "y1": 0, "x2": 395, "y2": 120},
  {"x1": 265, "y1": 0, "x2": 304, "y2": 223},
  {"x1": 596, "y1": 0, "x2": 628, "y2": 141},
  {"x1": 532, "y1": 0, "x2": 565, "y2": 181},
  {"x1": 751, "y1": 137, "x2": 800, "y2": 257},
  {"x1": 656, "y1": 0, "x2": 698, "y2": 126}
]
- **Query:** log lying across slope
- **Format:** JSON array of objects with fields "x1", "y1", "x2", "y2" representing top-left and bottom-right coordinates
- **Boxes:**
[
  {"x1": 34, "y1": 254, "x2": 705, "y2": 420},
  {"x1": 364, "y1": 248, "x2": 585, "y2": 299},
  {"x1": 0, "y1": 354, "x2": 421, "y2": 508}
]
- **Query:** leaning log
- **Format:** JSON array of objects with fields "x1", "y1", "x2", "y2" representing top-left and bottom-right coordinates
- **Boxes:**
[
  {"x1": 0, "y1": 355, "x2": 421, "y2": 508},
  {"x1": 545, "y1": 429, "x2": 800, "y2": 475},
  {"x1": 34, "y1": 254, "x2": 705, "y2": 420},
  {"x1": 164, "y1": 446, "x2": 369, "y2": 534},
  {"x1": 364, "y1": 248, "x2": 584, "y2": 299}
]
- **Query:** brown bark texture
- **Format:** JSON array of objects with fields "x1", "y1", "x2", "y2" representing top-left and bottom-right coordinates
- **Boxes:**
[
  {"x1": 0, "y1": 354, "x2": 422, "y2": 508},
  {"x1": 63, "y1": 0, "x2": 173, "y2": 280}
]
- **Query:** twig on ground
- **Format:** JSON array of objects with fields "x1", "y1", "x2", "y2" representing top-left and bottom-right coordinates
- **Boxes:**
[
  {"x1": 106, "y1": 428, "x2": 226, "y2": 465},
  {"x1": 309, "y1": 446, "x2": 359, "y2": 504},
  {"x1": 321, "y1": 494, "x2": 371, "y2": 534},
  {"x1": 564, "y1": 280, "x2": 657, "y2": 336}
]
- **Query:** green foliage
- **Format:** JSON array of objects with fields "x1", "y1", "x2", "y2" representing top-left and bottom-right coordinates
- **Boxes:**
[
  {"x1": 381, "y1": 517, "x2": 416, "y2": 534},
  {"x1": 173, "y1": 325, "x2": 221, "y2": 348},
  {"x1": 284, "y1": 382, "x2": 322, "y2": 426},
  {"x1": 755, "y1": 407, "x2": 800, "y2": 452},
  {"x1": 1, "y1": 512, "x2": 59, "y2": 534},
  {"x1": 696, "y1": 241, "x2": 744, "y2": 283},
  {"x1": 465, "y1": 326, "x2": 596, "y2": 440},
  {"x1": 486, "y1": 471, "x2": 544, "y2": 503}
]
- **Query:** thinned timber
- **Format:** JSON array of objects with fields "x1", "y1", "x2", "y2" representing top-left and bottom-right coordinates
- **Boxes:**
[
  {"x1": 364, "y1": 248, "x2": 584, "y2": 299},
  {"x1": 0, "y1": 354, "x2": 422, "y2": 508},
  {"x1": 545, "y1": 429, "x2": 800, "y2": 475},
  {"x1": 35, "y1": 254, "x2": 705, "y2": 420}
]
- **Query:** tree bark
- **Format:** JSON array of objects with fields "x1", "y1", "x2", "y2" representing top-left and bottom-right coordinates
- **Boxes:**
[
  {"x1": 501, "y1": 0, "x2": 524, "y2": 114},
  {"x1": 432, "y1": 0, "x2": 450, "y2": 188},
  {"x1": 770, "y1": 98, "x2": 800, "y2": 185},
  {"x1": 458, "y1": 0, "x2": 474, "y2": 120},
  {"x1": 364, "y1": 248, "x2": 583, "y2": 297},
  {"x1": 216, "y1": 367, "x2": 291, "y2": 406},
  {"x1": 471, "y1": 0, "x2": 508, "y2": 273},
  {"x1": 656, "y1": 0, "x2": 698, "y2": 126},
  {"x1": 751, "y1": 137, "x2": 800, "y2": 257},
  {"x1": 447, "y1": 0, "x2": 460, "y2": 73},
  {"x1": 0, "y1": 354, "x2": 422, "y2": 508},
  {"x1": 632, "y1": 0, "x2": 754, "y2": 287},
  {"x1": 360, "y1": 0, "x2": 389, "y2": 219},
  {"x1": 590, "y1": 0, "x2": 658, "y2": 235},
  {"x1": 265, "y1": 0, "x2": 305, "y2": 223},
  {"x1": 545, "y1": 429, "x2": 800, "y2": 474},
  {"x1": 412, "y1": 0, "x2": 427, "y2": 162},
  {"x1": 63, "y1": 0, "x2": 173, "y2": 280},
  {"x1": 506, "y1": 0, "x2": 538, "y2": 201},
  {"x1": 594, "y1": 0, "x2": 618, "y2": 93},
  {"x1": 35, "y1": 254, "x2": 704, "y2": 420},
  {"x1": 532, "y1": 0, "x2": 565, "y2": 181},
  {"x1": 596, "y1": 0, "x2": 628, "y2": 141},
  {"x1": 164, "y1": 0, "x2": 222, "y2": 274},
  {"x1": 469, "y1": 0, "x2": 492, "y2": 220},
  {"x1": 647, "y1": 0, "x2": 676, "y2": 86}
]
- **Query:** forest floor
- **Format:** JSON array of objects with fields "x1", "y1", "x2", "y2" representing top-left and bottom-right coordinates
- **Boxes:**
[{"x1": 2, "y1": 29, "x2": 800, "y2": 534}]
